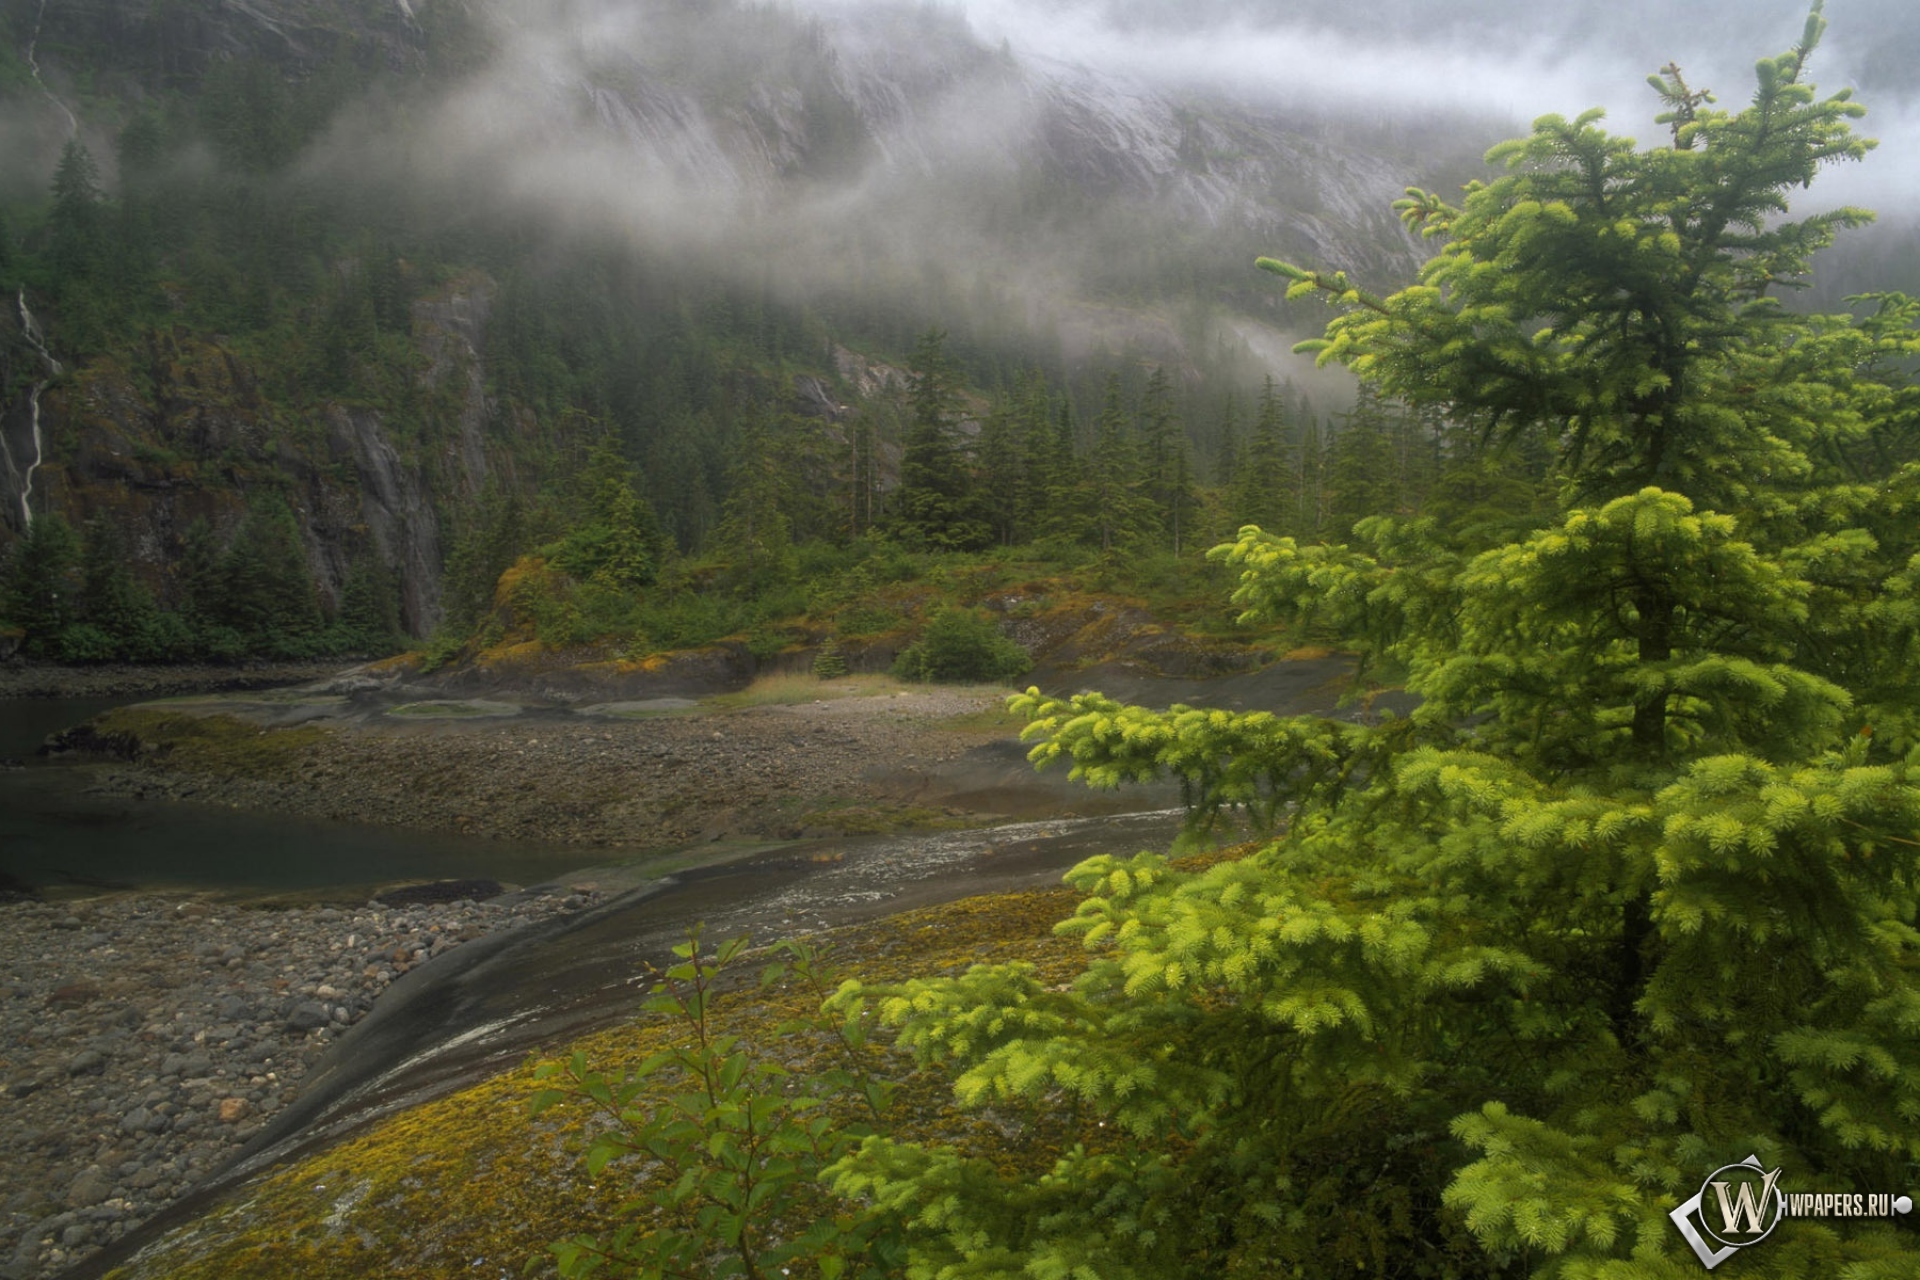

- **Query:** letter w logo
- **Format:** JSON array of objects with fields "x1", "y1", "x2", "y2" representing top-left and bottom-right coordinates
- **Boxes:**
[{"x1": 1711, "y1": 1168, "x2": 1782, "y2": 1237}]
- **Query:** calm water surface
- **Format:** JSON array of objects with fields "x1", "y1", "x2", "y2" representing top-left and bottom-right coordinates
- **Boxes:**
[{"x1": 0, "y1": 697, "x2": 625, "y2": 896}]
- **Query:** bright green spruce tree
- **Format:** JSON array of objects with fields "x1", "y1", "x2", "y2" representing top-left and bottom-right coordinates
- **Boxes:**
[{"x1": 826, "y1": 8, "x2": 1920, "y2": 1277}]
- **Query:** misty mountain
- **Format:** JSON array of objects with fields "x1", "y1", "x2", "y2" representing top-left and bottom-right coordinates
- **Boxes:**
[
  {"x1": 3, "y1": 0, "x2": 1912, "y2": 645},
  {"x1": 12, "y1": 0, "x2": 1485, "y2": 312}
]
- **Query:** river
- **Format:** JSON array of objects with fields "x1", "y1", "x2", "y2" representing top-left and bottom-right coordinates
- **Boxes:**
[{"x1": 1, "y1": 684, "x2": 1198, "y2": 1280}]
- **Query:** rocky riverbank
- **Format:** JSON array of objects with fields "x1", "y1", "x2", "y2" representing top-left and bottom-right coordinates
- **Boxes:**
[
  {"x1": 73, "y1": 684, "x2": 1020, "y2": 849},
  {"x1": 0, "y1": 886, "x2": 607, "y2": 1280},
  {"x1": 0, "y1": 663, "x2": 356, "y2": 702}
]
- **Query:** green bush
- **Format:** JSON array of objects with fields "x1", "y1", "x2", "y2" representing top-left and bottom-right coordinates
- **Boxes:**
[
  {"x1": 891, "y1": 606, "x2": 1030, "y2": 684},
  {"x1": 55, "y1": 623, "x2": 119, "y2": 664}
]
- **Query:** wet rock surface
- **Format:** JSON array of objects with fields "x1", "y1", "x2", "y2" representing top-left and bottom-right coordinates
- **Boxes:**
[{"x1": 0, "y1": 887, "x2": 606, "y2": 1280}]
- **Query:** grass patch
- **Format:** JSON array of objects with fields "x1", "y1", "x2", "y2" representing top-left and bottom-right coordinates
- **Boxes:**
[
  {"x1": 94, "y1": 709, "x2": 325, "y2": 779},
  {"x1": 795, "y1": 801, "x2": 960, "y2": 835},
  {"x1": 702, "y1": 672, "x2": 911, "y2": 710}
]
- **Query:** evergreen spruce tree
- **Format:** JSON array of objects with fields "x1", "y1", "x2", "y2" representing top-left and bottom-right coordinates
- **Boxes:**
[
  {"x1": 1213, "y1": 394, "x2": 1242, "y2": 489},
  {"x1": 826, "y1": 11, "x2": 1920, "y2": 1277},
  {"x1": 553, "y1": 439, "x2": 667, "y2": 591},
  {"x1": 218, "y1": 497, "x2": 321, "y2": 652},
  {"x1": 892, "y1": 329, "x2": 989, "y2": 551},
  {"x1": 714, "y1": 412, "x2": 798, "y2": 589},
  {"x1": 1087, "y1": 375, "x2": 1156, "y2": 554},
  {"x1": 2, "y1": 513, "x2": 82, "y2": 657},
  {"x1": 848, "y1": 411, "x2": 882, "y2": 538},
  {"x1": 1230, "y1": 375, "x2": 1296, "y2": 534},
  {"x1": 1035, "y1": 397, "x2": 1090, "y2": 547},
  {"x1": 1294, "y1": 408, "x2": 1326, "y2": 542},
  {"x1": 335, "y1": 547, "x2": 404, "y2": 653},
  {"x1": 1324, "y1": 384, "x2": 1399, "y2": 539},
  {"x1": 78, "y1": 517, "x2": 165, "y2": 660},
  {"x1": 1138, "y1": 365, "x2": 1195, "y2": 551},
  {"x1": 1010, "y1": 369, "x2": 1055, "y2": 541},
  {"x1": 975, "y1": 402, "x2": 1024, "y2": 547},
  {"x1": 1164, "y1": 435, "x2": 1197, "y2": 557},
  {"x1": 176, "y1": 518, "x2": 226, "y2": 631},
  {"x1": 441, "y1": 487, "x2": 529, "y2": 635},
  {"x1": 49, "y1": 140, "x2": 104, "y2": 284}
]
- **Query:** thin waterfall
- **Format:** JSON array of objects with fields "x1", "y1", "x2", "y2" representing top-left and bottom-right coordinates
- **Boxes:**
[
  {"x1": 24, "y1": 0, "x2": 79, "y2": 138},
  {"x1": 15, "y1": 289, "x2": 62, "y2": 530}
]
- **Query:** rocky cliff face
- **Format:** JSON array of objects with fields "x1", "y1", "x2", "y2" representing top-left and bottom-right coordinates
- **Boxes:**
[
  {"x1": 444, "y1": 0, "x2": 1437, "y2": 281},
  {"x1": 0, "y1": 260, "x2": 892, "y2": 640},
  {"x1": 3, "y1": 269, "x2": 503, "y2": 636}
]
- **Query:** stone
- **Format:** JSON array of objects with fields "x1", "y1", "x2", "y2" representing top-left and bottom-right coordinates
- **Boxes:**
[
  {"x1": 285, "y1": 1001, "x2": 330, "y2": 1031},
  {"x1": 159, "y1": 1050, "x2": 212, "y2": 1077},
  {"x1": 65, "y1": 1049, "x2": 106, "y2": 1076},
  {"x1": 66, "y1": 1170, "x2": 111, "y2": 1209},
  {"x1": 118, "y1": 1107, "x2": 153, "y2": 1136},
  {"x1": 216, "y1": 1097, "x2": 249, "y2": 1124}
]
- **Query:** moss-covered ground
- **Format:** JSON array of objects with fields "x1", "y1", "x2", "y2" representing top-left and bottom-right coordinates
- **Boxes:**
[
  {"x1": 91, "y1": 709, "x2": 327, "y2": 779},
  {"x1": 105, "y1": 867, "x2": 1249, "y2": 1280}
]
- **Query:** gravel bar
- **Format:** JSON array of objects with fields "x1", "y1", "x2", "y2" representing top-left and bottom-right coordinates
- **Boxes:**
[{"x1": 0, "y1": 886, "x2": 607, "y2": 1280}]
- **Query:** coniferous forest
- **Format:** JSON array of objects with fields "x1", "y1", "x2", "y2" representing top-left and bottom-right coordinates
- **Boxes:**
[{"x1": 2, "y1": 1, "x2": 1919, "y2": 1278}]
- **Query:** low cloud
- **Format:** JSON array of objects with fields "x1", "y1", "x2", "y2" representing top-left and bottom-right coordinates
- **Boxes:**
[{"x1": 899, "y1": 0, "x2": 1920, "y2": 210}]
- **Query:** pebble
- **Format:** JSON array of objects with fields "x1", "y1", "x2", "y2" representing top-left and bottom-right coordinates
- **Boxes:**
[{"x1": 0, "y1": 886, "x2": 605, "y2": 1279}]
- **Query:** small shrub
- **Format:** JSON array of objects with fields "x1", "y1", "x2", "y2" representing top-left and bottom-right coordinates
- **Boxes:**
[
  {"x1": 745, "y1": 624, "x2": 800, "y2": 662},
  {"x1": 891, "y1": 606, "x2": 1031, "y2": 684},
  {"x1": 813, "y1": 634, "x2": 849, "y2": 679},
  {"x1": 531, "y1": 931, "x2": 901, "y2": 1280},
  {"x1": 55, "y1": 623, "x2": 118, "y2": 664}
]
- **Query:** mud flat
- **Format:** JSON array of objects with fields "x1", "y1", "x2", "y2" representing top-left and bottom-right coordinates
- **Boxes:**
[{"x1": 68, "y1": 682, "x2": 1054, "y2": 850}]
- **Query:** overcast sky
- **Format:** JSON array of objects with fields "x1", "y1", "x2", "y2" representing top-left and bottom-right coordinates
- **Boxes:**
[{"x1": 841, "y1": 0, "x2": 1920, "y2": 211}]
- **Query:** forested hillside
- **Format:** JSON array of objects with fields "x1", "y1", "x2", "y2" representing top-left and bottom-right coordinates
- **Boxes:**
[{"x1": 0, "y1": 0, "x2": 1512, "y2": 669}]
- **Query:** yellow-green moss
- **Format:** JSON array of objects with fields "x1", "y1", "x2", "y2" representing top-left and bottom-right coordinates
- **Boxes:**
[
  {"x1": 93, "y1": 709, "x2": 326, "y2": 780},
  {"x1": 108, "y1": 884, "x2": 1124, "y2": 1280}
]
